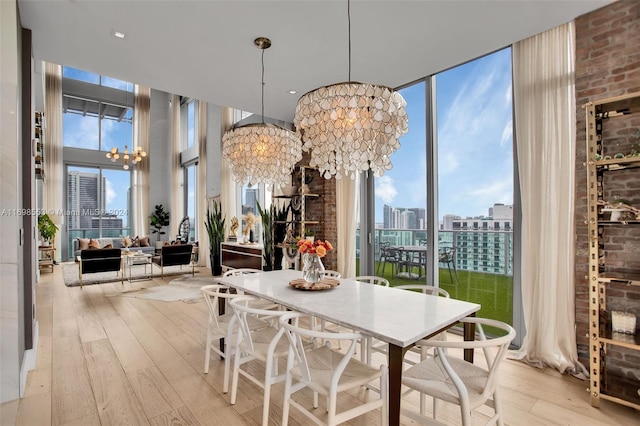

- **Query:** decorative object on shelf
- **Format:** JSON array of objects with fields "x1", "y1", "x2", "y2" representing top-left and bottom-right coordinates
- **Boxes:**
[
  {"x1": 293, "y1": 0, "x2": 408, "y2": 180},
  {"x1": 150, "y1": 204, "x2": 170, "y2": 245},
  {"x1": 298, "y1": 239, "x2": 332, "y2": 283},
  {"x1": 611, "y1": 311, "x2": 636, "y2": 334},
  {"x1": 273, "y1": 203, "x2": 289, "y2": 270},
  {"x1": 242, "y1": 212, "x2": 257, "y2": 243},
  {"x1": 106, "y1": 145, "x2": 147, "y2": 170},
  {"x1": 599, "y1": 198, "x2": 640, "y2": 221},
  {"x1": 205, "y1": 198, "x2": 226, "y2": 276},
  {"x1": 222, "y1": 37, "x2": 302, "y2": 187},
  {"x1": 228, "y1": 216, "x2": 239, "y2": 241}
]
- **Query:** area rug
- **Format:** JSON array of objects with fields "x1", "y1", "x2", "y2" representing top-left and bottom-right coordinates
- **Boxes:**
[
  {"x1": 62, "y1": 262, "x2": 201, "y2": 287},
  {"x1": 112, "y1": 275, "x2": 219, "y2": 303}
]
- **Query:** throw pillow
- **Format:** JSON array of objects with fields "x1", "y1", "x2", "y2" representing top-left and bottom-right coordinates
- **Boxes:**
[
  {"x1": 102, "y1": 243, "x2": 113, "y2": 249},
  {"x1": 132, "y1": 236, "x2": 140, "y2": 247},
  {"x1": 138, "y1": 236, "x2": 150, "y2": 247},
  {"x1": 77, "y1": 238, "x2": 90, "y2": 250},
  {"x1": 88, "y1": 238, "x2": 100, "y2": 249},
  {"x1": 121, "y1": 236, "x2": 133, "y2": 248},
  {"x1": 163, "y1": 241, "x2": 171, "y2": 246}
]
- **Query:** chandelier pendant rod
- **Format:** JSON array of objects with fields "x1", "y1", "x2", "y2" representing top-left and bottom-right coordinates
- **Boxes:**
[
  {"x1": 261, "y1": 47, "x2": 265, "y2": 124},
  {"x1": 347, "y1": 0, "x2": 351, "y2": 82}
]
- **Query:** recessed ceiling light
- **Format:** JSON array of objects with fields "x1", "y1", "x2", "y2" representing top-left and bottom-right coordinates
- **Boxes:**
[
  {"x1": 112, "y1": 30, "x2": 126, "y2": 39},
  {"x1": 288, "y1": 90, "x2": 297, "y2": 95}
]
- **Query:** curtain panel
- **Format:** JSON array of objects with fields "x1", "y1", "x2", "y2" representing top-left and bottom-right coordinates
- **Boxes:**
[
  {"x1": 511, "y1": 22, "x2": 586, "y2": 376},
  {"x1": 44, "y1": 62, "x2": 63, "y2": 260},
  {"x1": 170, "y1": 95, "x2": 183, "y2": 244},
  {"x1": 197, "y1": 101, "x2": 208, "y2": 266},
  {"x1": 132, "y1": 85, "x2": 151, "y2": 238}
]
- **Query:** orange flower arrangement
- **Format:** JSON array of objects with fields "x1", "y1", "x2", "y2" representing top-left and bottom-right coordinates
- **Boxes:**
[{"x1": 297, "y1": 239, "x2": 333, "y2": 258}]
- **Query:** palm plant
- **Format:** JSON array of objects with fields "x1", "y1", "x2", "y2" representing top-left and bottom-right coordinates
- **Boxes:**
[
  {"x1": 256, "y1": 201, "x2": 273, "y2": 270},
  {"x1": 205, "y1": 199, "x2": 226, "y2": 275}
]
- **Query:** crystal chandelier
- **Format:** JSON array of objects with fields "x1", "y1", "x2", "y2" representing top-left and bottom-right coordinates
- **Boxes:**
[
  {"x1": 294, "y1": 0, "x2": 408, "y2": 180},
  {"x1": 223, "y1": 37, "x2": 302, "y2": 187},
  {"x1": 106, "y1": 145, "x2": 146, "y2": 170}
]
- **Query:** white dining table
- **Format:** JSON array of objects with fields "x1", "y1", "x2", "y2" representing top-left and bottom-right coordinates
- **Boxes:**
[{"x1": 216, "y1": 269, "x2": 480, "y2": 426}]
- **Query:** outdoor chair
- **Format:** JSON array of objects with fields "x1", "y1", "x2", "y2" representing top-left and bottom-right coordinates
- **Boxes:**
[
  {"x1": 77, "y1": 248, "x2": 123, "y2": 288},
  {"x1": 151, "y1": 243, "x2": 193, "y2": 278},
  {"x1": 376, "y1": 242, "x2": 402, "y2": 277},
  {"x1": 279, "y1": 312, "x2": 388, "y2": 426},
  {"x1": 439, "y1": 246, "x2": 459, "y2": 284},
  {"x1": 401, "y1": 317, "x2": 515, "y2": 425}
]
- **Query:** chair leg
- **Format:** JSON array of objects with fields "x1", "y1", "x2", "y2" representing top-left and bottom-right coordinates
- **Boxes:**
[
  {"x1": 452, "y1": 261, "x2": 459, "y2": 283},
  {"x1": 204, "y1": 327, "x2": 212, "y2": 374}
]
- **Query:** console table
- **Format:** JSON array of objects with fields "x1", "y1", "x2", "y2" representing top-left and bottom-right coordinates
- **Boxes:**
[
  {"x1": 38, "y1": 246, "x2": 55, "y2": 272},
  {"x1": 221, "y1": 242, "x2": 263, "y2": 271}
]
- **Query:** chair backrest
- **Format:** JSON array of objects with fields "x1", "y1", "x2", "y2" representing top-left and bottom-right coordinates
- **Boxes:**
[
  {"x1": 432, "y1": 317, "x2": 515, "y2": 398},
  {"x1": 80, "y1": 248, "x2": 122, "y2": 274},
  {"x1": 353, "y1": 275, "x2": 390, "y2": 287},
  {"x1": 223, "y1": 268, "x2": 262, "y2": 277},
  {"x1": 279, "y1": 312, "x2": 363, "y2": 386},
  {"x1": 176, "y1": 216, "x2": 190, "y2": 243},
  {"x1": 438, "y1": 246, "x2": 456, "y2": 262},
  {"x1": 160, "y1": 243, "x2": 193, "y2": 266},
  {"x1": 320, "y1": 270, "x2": 341, "y2": 279},
  {"x1": 201, "y1": 284, "x2": 246, "y2": 330},
  {"x1": 229, "y1": 295, "x2": 289, "y2": 354},
  {"x1": 395, "y1": 284, "x2": 450, "y2": 298}
]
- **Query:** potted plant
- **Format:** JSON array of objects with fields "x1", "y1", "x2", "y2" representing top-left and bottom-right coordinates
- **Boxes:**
[
  {"x1": 205, "y1": 199, "x2": 226, "y2": 275},
  {"x1": 272, "y1": 203, "x2": 289, "y2": 270},
  {"x1": 150, "y1": 204, "x2": 170, "y2": 247},
  {"x1": 37, "y1": 213, "x2": 58, "y2": 246},
  {"x1": 256, "y1": 201, "x2": 273, "y2": 271}
]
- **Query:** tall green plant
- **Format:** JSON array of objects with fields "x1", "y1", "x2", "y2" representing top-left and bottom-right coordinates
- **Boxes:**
[
  {"x1": 37, "y1": 213, "x2": 58, "y2": 244},
  {"x1": 256, "y1": 201, "x2": 273, "y2": 269},
  {"x1": 205, "y1": 199, "x2": 226, "y2": 256},
  {"x1": 150, "y1": 204, "x2": 170, "y2": 238}
]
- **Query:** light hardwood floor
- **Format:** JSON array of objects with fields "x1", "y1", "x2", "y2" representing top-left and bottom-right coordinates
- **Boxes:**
[{"x1": 2, "y1": 265, "x2": 639, "y2": 425}]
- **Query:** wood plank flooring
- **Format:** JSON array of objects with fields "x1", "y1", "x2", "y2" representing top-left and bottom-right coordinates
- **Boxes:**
[{"x1": 4, "y1": 265, "x2": 639, "y2": 425}]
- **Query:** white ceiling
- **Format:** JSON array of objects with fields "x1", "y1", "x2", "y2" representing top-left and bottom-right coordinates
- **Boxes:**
[{"x1": 18, "y1": 0, "x2": 609, "y2": 123}]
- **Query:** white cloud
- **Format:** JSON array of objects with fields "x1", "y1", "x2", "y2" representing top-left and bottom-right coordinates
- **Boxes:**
[
  {"x1": 500, "y1": 120, "x2": 512, "y2": 146},
  {"x1": 104, "y1": 178, "x2": 116, "y2": 205},
  {"x1": 375, "y1": 175, "x2": 397, "y2": 204}
]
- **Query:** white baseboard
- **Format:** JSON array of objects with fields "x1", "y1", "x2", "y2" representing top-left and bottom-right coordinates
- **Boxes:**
[{"x1": 19, "y1": 321, "x2": 38, "y2": 398}]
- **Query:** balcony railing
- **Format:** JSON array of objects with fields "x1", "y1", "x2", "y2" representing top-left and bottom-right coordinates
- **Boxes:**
[{"x1": 356, "y1": 228, "x2": 513, "y2": 276}]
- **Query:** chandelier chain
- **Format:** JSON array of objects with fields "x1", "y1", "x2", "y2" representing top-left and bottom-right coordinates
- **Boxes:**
[
  {"x1": 347, "y1": 0, "x2": 351, "y2": 82},
  {"x1": 261, "y1": 47, "x2": 265, "y2": 124}
]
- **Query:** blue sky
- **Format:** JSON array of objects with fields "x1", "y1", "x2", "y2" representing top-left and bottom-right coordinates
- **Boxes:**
[{"x1": 374, "y1": 48, "x2": 513, "y2": 224}]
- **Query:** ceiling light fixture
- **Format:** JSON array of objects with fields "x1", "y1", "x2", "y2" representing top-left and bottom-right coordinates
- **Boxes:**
[
  {"x1": 106, "y1": 88, "x2": 147, "y2": 170},
  {"x1": 293, "y1": 0, "x2": 408, "y2": 180},
  {"x1": 112, "y1": 30, "x2": 126, "y2": 39},
  {"x1": 222, "y1": 37, "x2": 302, "y2": 187},
  {"x1": 106, "y1": 145, "x2": 146, "y2": 170}
]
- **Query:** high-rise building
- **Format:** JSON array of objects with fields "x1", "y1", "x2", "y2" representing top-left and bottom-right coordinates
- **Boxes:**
[{"x1": 66, "y1": 170, "x2": 106, "y2": 230}]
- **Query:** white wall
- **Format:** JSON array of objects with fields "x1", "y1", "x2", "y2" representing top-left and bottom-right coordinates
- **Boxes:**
[
  {"x1": 149, "y1": 89, "x2": 172, "y2": 218},
  {"x1": 1, "y1": 0, "x2": 23, "y2": 403}
]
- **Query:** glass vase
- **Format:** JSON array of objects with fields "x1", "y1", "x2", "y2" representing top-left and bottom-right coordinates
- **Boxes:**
[{"x1": 302, "y1": 253, "x2": 324, "y2": 283}]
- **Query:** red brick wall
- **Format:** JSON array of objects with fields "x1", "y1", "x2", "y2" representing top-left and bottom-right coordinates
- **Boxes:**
[
  {"x1": 574, "y1": 0, "x2": 640, "y2": 368},
  {"x1": 295, "y1": 152, "x2": 338, "y2": 271}
]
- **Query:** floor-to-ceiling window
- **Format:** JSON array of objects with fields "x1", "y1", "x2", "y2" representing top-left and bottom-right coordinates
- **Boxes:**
[
  {"x1": 62, "y1": 67, "x2": 135, "y2": 260},
  {"x1": 358, "y1": 48, "x2": 516, "y2": 329},
  {"x1": 65, "y1": 166, "x2": 131, "y2": 259},
  {"x1": 436, "y1": 47, "x2": 514, "y2": 326}
]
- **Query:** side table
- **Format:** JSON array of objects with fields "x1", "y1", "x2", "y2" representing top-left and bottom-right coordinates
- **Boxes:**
[
  {"x1": 124, "y1": 252, "x2": 152, "y2": 282},
  {"x1": 38, "y1": 246, "x2": 56, "y2": 272}
]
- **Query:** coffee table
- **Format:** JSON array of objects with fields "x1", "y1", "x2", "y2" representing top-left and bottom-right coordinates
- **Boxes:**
[{"x1": 124, "y1": 252, "x2": 152, "y2": 282}]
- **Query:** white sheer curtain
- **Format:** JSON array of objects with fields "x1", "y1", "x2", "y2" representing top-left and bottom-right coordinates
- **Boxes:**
[
  {"x1": 170, "y1": 95, "x2": 183, "y2": 243},
  {"x1": 511, "y1": 22, "x2": 586, "y2": 376},
  {"x1": 197, "y1": 100, "x2": 208, "y2": 266},
  {"x1": 220, "y1": 107, "x2": 236, "y2": 225},
  {"x1": 132, "y1": 85, "x2": 150, "y2": 238},
  {"x1": 44, "y1": 62, "x2": 63, "y2": 260},
  {"x1": 336, "y1": 177, "x2": 357, "y2": 278}
]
